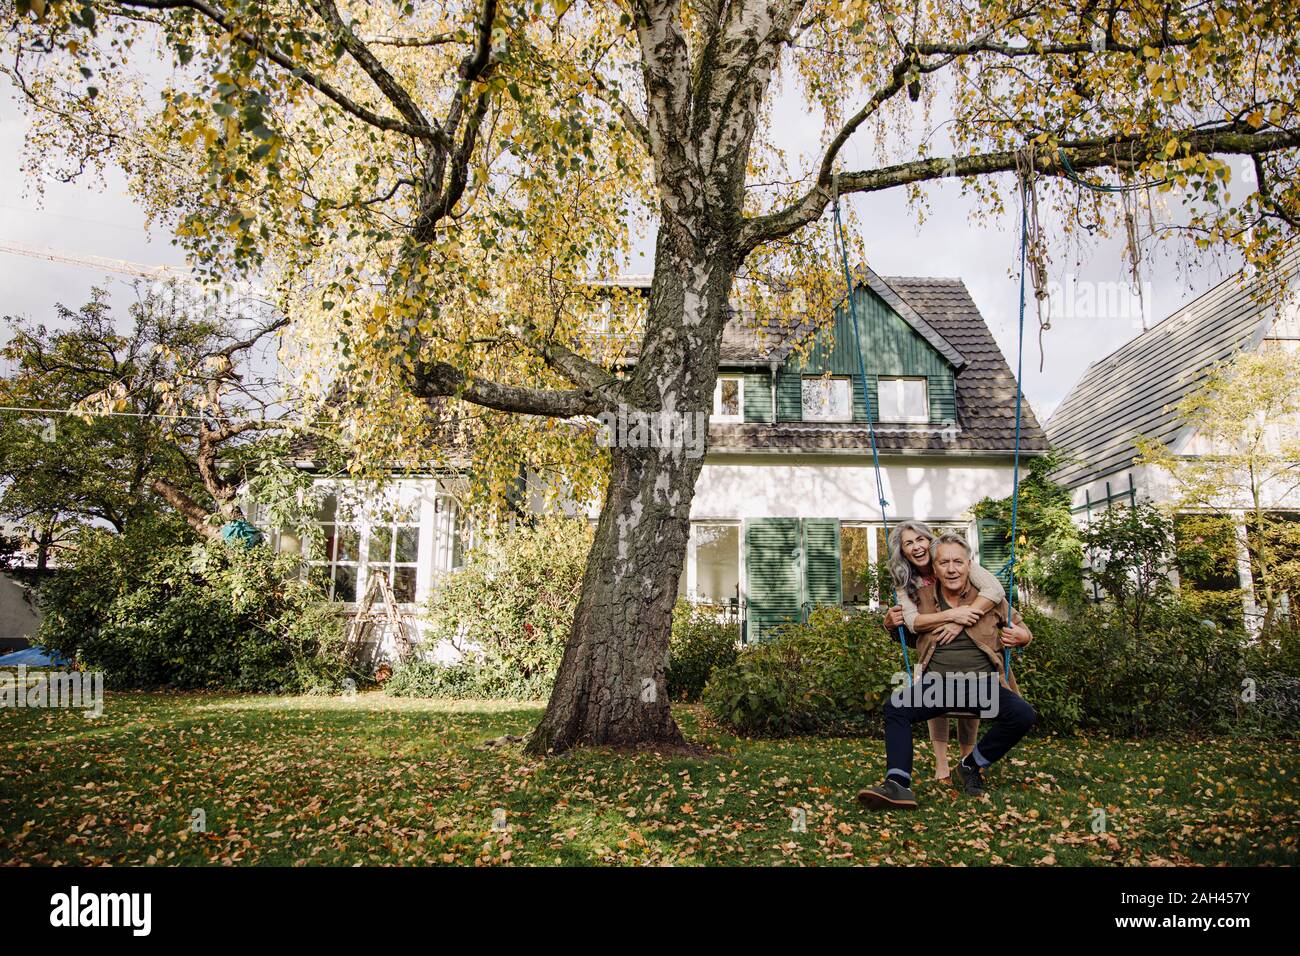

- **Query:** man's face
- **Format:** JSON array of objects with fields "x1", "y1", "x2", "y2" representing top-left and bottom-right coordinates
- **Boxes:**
[{"x1": 934, "y1": 542, "x2": 970, "y2": 592}]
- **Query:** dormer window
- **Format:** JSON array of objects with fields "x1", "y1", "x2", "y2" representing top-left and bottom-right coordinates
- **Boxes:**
[
  {"x1": 802, "y1": 376, "x2": 853, "y2": 422},
  {"x1": 877, "y1": 376, "x2": 928, "y2": 423},
  {"x1": 712, "y1": 374, "x2": 744, "y2": 422}
]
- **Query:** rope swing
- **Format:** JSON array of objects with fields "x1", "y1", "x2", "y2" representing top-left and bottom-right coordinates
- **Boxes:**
[
  {"x1": 831, "y1": 172, "x2": 912, "y2": 680},
  {"x1": 829, "y1": 160, "x2": 1034, "y2": 684}
]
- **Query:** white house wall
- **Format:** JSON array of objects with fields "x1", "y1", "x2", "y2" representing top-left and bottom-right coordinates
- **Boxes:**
[{"x1": 691, "y1": 454, "x2": 1019, "y2": 523}]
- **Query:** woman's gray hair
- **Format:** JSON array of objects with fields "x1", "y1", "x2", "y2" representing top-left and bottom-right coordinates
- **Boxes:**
[{"x1": 887, "y1": 520, "x2": 937, "y2": 598}]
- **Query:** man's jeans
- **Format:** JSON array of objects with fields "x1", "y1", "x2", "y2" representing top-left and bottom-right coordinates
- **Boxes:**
[{"x1": 884, "y1": 680, "x2": 1037, "y2": 782}]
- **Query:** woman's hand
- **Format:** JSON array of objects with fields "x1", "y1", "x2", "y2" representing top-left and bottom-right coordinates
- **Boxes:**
[
  {"x1": 999, "y1": 623, "x2": 1032, "y2": 647},
  {"x1": 883, "y1": 605, "x2": 905, "y2": 630},
  {"x1": 946, "y1": 606, "x2": 982, "y2": 627},
  {"x1": 933, "y1": 622, "x2": 963, "y2": 645}
]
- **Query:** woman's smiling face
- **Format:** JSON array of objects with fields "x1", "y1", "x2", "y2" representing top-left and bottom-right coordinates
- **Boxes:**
[{"x1": 900, "y1": 528, "x2": 931, "y2": 569}]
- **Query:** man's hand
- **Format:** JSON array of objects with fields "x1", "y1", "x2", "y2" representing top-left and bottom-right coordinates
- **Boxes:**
[
  {"x1": 934, "y1": 622, "x2": 963, "y2": 645},
  {"x1": 883, "y1": 605, "x2": 905, "y2": 630},
  {"x1": 946, "y1": 606, "x2": 982, "y2": 627},
  {"x1": 999, "y1": 623, "x2": 1032, "y2": 647}
]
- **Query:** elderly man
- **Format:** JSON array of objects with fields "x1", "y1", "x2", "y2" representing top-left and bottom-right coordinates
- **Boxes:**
[{"x1": 858, "y1": 533, "x2": 1036, "y2": 809}]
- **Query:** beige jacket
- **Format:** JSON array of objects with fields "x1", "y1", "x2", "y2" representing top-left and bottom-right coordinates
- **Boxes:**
[{"x1": 912, "y1": 580, "x2": 1029, "y2": 692}]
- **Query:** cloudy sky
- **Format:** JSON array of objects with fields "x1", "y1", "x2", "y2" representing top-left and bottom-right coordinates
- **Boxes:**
[{"x1": 0, "y1": 66, "x2": 1250, "y2": 424}]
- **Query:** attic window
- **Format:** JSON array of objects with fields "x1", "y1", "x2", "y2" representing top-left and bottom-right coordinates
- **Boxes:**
[
  {"x1": 712, "y1": 375, "x2": 744, "y2": 422},
  {"x1": 802, "y1": 376, "x2": 853, "y2": 422},
  {"x1": 877, "y1": 377, "x2": 928, "y2": 423}
]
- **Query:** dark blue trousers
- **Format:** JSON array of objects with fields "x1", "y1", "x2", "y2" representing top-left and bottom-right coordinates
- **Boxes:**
[{"x1": 884, "y1": 682, "x2": 1037, "y2": 784}]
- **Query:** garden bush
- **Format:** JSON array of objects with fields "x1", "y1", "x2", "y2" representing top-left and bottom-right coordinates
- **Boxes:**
[
  {"x1": 37, "y1": 523, "x2": 351, "y2": 692},
  {"x1": 702, "y1": 596, "x2": 1295, "y2": 740},
  {"x1": 387, "y1": 514, "x2": 591, "y2": 700},
  {"x1": 666, "y1": 600, "x2": 740, "y2": 702},
  {"x1": 702, "y1": 607, "x2": 899, "y2": 736},
  {"x1": 1013, "y1": 601, "x2": 1289, "y2": 736},
  {"x1": 382, "y1": 659, "x2": 505, "y2": 699}
]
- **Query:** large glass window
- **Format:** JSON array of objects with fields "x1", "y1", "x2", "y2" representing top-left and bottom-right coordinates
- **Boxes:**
[
  {"x1": 801, "y1": 376, "x2": 853, "y2": 422},
  {"x1": 841, "y1": 524, "x2": 874, "y2": 605},
  {"x1": 877, "y1": 377, "x2": 928, "y2": 423},
  {"x1": 306, "y1": 492, "x2": 421, "y2": 604},
  {"x1": 694, "y1": 523, "x2": 741, "y2": 606},
  {"x1": 435, "y1": 495, "x2": 469, "y2": 575},
  {"x1": 367, "y1": 505, "x2": 421, "y2": 603},
  {"x1": 315, "y1": 493, "x2": 360, "y2": 602}
]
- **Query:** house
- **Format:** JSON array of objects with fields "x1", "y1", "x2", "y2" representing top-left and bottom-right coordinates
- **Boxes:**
[
  {"x1": 257, "y1": 268, "x2": 1049, "y2": 656},
  {"x1": 1045, "y1": 252, "x2": 1300, "y2": 621}
]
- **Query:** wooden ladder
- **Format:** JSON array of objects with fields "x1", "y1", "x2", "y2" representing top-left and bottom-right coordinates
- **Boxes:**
[{"x1": 342, "y1": 572, "x2": 417, "y2": 665}]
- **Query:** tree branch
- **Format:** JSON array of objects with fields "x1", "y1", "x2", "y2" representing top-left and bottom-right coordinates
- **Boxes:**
[
  {"x1": 149, "y1": 476, "x2": 222, "y2": 538},
  {"x1": 308, "y1": 0, "x2": 432, "y2": 133},
  {"x1": 739, "y1": 124, "x2": 1300, "y2": 253},
  {"x1": 410, "y1": 360, "x2": 612, "y2": 418},
  {"x1": 109, "y1": 0, "x2": 451, "y2": 145}
]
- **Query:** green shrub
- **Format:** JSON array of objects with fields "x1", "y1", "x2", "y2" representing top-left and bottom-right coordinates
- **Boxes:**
[
  {"x1": 1013, "y1": 601, "x2": 1257, "y2": 736},
  {"x1": 388, "y1": 514, "x2": 591, "y2": 700},
  {"x1": 666, "y1": 600, "x2": 739, "y2": 702},
  {"x1": 702, "y1": 594, "x2": 1292, "y2": 740},
  {"x1": 383, "y1": 659, "x2": 505, "y2": 699},
  {"x1": 702, "y1": 607, "x2": 899, "y2": 736},
  {"x1": 37, "y1": 524, "x2": 351, "y2": 692}
]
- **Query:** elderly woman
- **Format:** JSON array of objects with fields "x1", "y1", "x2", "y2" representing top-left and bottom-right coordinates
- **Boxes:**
[{"x1": 881, "y1": 520, "x2": 1007, "y2": 782}]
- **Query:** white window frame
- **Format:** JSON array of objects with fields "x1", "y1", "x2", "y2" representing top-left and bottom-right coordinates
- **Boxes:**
[
  {"x1": 801, "y1": 375, "x2": 853, "y2": 423},
  {"x1": 876, "y1": 376, "x2": 929, "y2": 423},
  {"x1": 686, "y1": 520, "x2": 743, "y2": 606},
  {"x1": 712, "y1": 374, "x2": 745, "y2": 423},
  {"x1": 839, "y1": 521, "x2": 876, "y2": 607},
  {"x1": 366, "y1": 511, "x2": 422, "y2": 605}
]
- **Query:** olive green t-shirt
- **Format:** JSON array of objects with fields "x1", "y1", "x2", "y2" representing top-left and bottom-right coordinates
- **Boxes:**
[{"x1": 926, "y1": 589, "x2": 996, "y2": 676}]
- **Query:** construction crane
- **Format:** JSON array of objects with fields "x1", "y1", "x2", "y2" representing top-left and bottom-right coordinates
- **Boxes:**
[{"x1": 0, "y1": 238, "x2": 196, "y2": 282}]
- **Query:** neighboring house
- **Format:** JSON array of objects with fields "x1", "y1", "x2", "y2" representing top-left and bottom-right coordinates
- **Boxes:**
[
  {"x1": 260, "y1": 268, "x2": 1049, "y2": 655},
  {"x1": 0, "y1": 573, "x2": 41, "y2": 653},
  {"x1": 1045, "y1": 253, "x2": 1300, "y2": 620}
]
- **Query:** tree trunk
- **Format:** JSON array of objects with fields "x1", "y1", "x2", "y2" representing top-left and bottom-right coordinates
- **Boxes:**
[
  {"x1": 525, "y1": 232, "x2": 735, "y2": 755},
  {"x1": 525, "y1": 0, "x2": 787, "y2": 754}
]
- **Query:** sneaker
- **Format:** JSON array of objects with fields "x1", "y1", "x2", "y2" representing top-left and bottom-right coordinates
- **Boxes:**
[
  {"x1": 952, "y1": 760, "x2": 985, "y2": 797},
  {"x1": 857, "y1": 778, "x2": 918, "y2": 810}
]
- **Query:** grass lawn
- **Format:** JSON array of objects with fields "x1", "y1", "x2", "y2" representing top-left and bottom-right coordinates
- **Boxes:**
[{"x1": 1, "y1": 690, "x2": 1295, "y2": 866}]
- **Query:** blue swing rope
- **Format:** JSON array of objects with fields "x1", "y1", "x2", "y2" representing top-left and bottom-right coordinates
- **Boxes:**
[
  {"x1": 831, "y1": 174, "x2": 911, "y2": 680},
  {"x1": 1004, "y1": 165, "x2": 1030, "y2": 678}
]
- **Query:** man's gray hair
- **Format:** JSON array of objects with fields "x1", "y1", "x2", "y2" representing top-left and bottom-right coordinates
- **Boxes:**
[{"x1": 932, "y1": 532, "x2": 973, "y2": 559}]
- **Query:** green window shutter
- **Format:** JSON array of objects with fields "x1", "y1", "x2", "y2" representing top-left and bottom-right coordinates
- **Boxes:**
[
  {"x1": 977, "y1": 519, "x2": 1013, "y2": 587},
  {"x1": 745, "y1": 518, "x2": 801, "y2": 643},
  {"x1": 743, "y1": 371, "x2": 772, "y2": 423},
  {"x1": 803, "y1": 519, "x2": 842, "y2": 607},
  {"x1": 775, "y1": 369, "x2": 802, "y2": 422}
]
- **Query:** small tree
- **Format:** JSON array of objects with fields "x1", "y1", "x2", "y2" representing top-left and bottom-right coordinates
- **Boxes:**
[
  {"x1": 1136, "y1": 348, "x2": 1300, "y2": 632},
  {"x1": 973, "y1": 452, "x2": 1085, "y2": 610},
  {"x1": 1, "y1": 284, "x2": 296, "y2": 543},
  {"x1": 1080, "y1": 501, "x2": 1174, "y2": 635}
]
